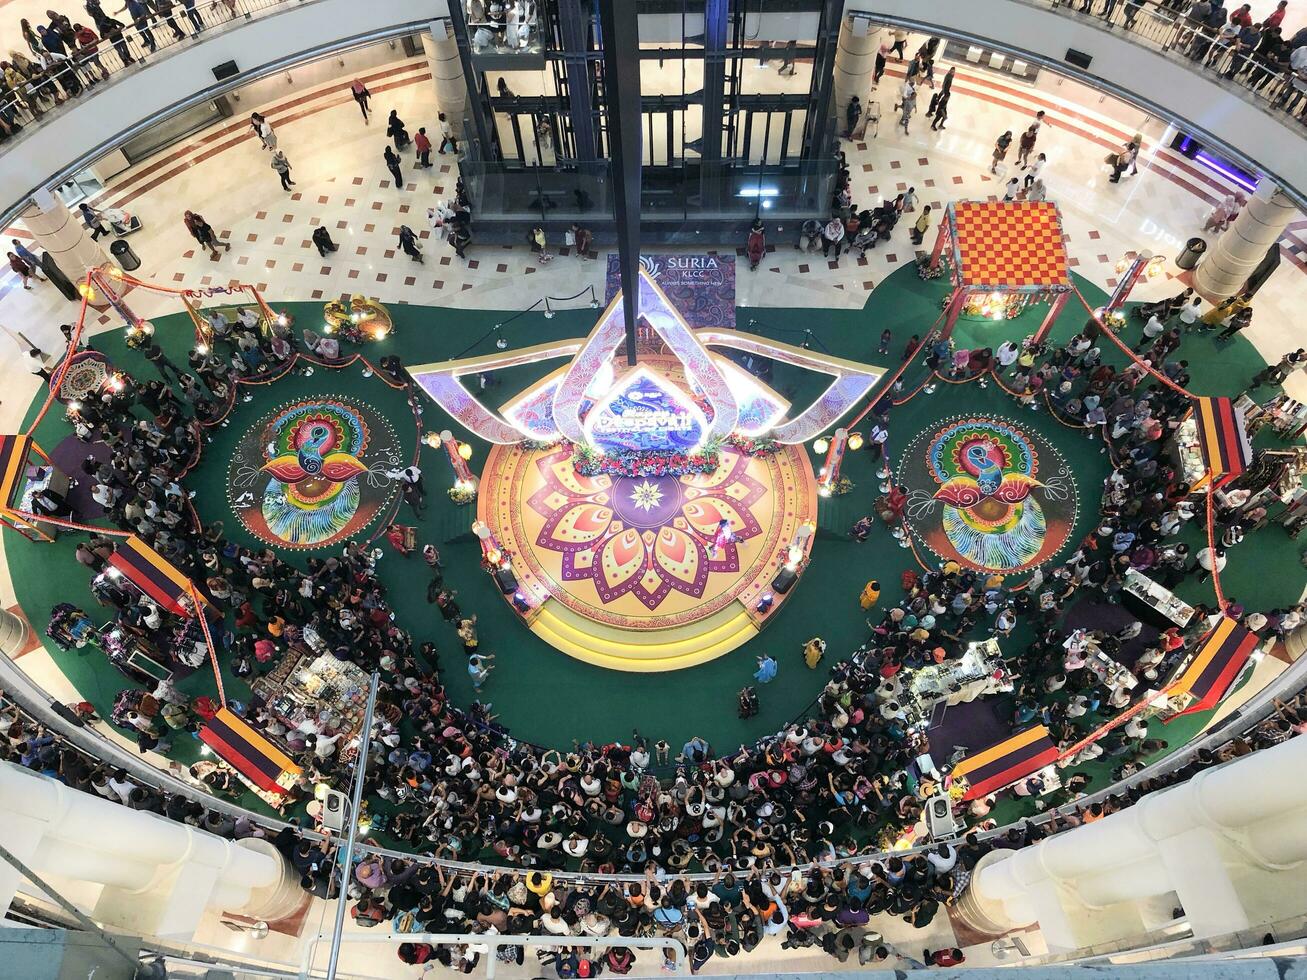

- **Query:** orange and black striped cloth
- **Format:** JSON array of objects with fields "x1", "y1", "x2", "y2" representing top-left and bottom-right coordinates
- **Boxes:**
[
  {"x1": 1165, "y1": 616, "x2": 1259, "y2": 721},
  {"x1": 107, "y1": 535, "x2": 211, "y2": 617},
  {"x1": 1193, "y1": 397, "x2": 1251, "y2": 484},
  {"x1": 199, "y1": 708, "x2": 301, "y2": 794},
  {"x1": 0, "y1": 434, "x2": 33, "y2": 510},
  {"x1": 951, "y1": 725, "x2": 1059, "y2": 800}
]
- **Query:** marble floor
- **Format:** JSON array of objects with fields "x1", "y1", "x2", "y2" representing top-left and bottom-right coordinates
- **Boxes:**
[{"x1": 0, "y1": 32, "x2": 1305, "y2": 975}]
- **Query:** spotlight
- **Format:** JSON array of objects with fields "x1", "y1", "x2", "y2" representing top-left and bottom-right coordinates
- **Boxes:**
[
  {"x1": 813, "y1": 438, "x2": 830, "y2": 454},
  {"x1": 847, "y1": 432, "x2": 864, "y2": 451},
  {"x1": 458, "y1": 442, "x2": 473, "y2": 460}
]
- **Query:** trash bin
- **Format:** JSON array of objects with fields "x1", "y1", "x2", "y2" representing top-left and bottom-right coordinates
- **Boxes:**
[
  {"x1": 109, "y1": 238, "x2": 141, "y2": 272},
  {"x1": 1176, "y1": 236, "x2": 1206, "y2": 271}
]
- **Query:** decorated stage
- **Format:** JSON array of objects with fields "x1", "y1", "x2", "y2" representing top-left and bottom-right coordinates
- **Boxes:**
[
  {"x1": 413, "y1": 268, "x2": 879, "y2": 673},
  {"x1": 480, "y1": 437, "x2": 817, "y2": 670}
]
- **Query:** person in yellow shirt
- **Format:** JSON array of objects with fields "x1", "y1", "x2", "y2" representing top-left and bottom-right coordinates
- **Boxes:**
[
  {"x1": 803, "y1": 637, "x2": 827, "y2": 669},
  {"x1": 859, "y1": 579, "x2": 881, "y2": 610}
]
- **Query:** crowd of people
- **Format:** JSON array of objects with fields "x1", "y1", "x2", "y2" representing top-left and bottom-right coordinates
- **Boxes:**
[{"x1": 3, "y1": 254, "x2": 1299, "y2": 972}]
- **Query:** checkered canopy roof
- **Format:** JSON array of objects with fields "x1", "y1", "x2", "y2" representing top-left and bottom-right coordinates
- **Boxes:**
[{"x1": 948, "y1": 200, "x2": 1071, "y2": 291}]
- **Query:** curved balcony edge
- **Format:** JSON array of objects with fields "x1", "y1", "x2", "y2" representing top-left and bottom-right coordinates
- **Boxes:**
[
  {"x1": 0, "y1": 0, "x2": 450, "y2": 226},
  {"x1": 849, "y1": 0, "x2": 1307, "y2": 207}
]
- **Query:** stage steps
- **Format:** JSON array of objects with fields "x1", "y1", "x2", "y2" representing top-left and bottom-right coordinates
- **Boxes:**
[{"x1": 530, "y1": 599, "x2": 759, "y2": 672}]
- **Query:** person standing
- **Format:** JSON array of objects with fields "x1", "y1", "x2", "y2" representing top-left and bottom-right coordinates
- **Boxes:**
[
  {"x1": 384, "y1": 145, "x2": 404, "y2": 187},
  {"x1": 991, "y1": 130, "x2": 1013, "y2": 174},
  {"x1": 9, "y1": 252, "x2": 36, "y2": 289},
  {"x1": 10, "y1": 239, "x2": 46, "y2": 280},
  {"x1": 414, "y1": 127, "x2": 433, "y2": 168},
  {"x1": 256, "y1": 115, "x2": 277, "y2": 151},
  {"x1": 311, "y1": 225, "x2": 338, "y2": 257},
  {"x1": 386, "y1": 109, "x2": 409, "y2": 150},
  {"x1": 397, "y1": 225, "x2": 423, "y2": 263},
  {"x1": 910, "y1": 204, "x2": 932, "y2": 246},
  {"x1": 845, "y1": 95, "x2": 862, "y2": 138},
  {"x1": 746, "y1": 219, "x2": 766, "y2": 270},
  {"x1": 350, "y1": 78, "x2": 370, "y2": 121},
  {"x1": 438, "y1": 112, "x2": 458, "y2": 154},
  {"x1": 896, "y1": 79, "x2": 916, "y2": 134},
  {"x1": 1016, "y1": 124, "x2": 1038, "y2": 167},
  {"x1": 270, "y1": 150, "x2": 294, "y2": 191}
]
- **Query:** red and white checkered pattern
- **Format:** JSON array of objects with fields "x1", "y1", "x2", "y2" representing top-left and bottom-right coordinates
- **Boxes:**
[{"x1": 953, "y1": 201, "x2": 1071, "y2": 289}]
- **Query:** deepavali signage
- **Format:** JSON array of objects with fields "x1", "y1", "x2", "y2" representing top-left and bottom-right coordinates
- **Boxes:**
[{"x1": 583, "y1": 366, "x2": 707, "y2": 455}]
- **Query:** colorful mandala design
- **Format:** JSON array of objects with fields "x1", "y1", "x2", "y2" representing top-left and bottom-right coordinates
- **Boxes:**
[
  {"x1": 898, "y1": 415, "x2": 1078, "y2": 574},
  {"x1": 226, "y1": 398, "x2": 402, "y2": 550},
  {"x1": 525, "y1": 445, "x2": 767, "y2": 611}
]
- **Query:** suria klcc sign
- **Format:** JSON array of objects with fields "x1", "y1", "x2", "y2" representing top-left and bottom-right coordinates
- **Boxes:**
[{"x1": 407, "y1": 269, "x2": 885, "y2": 451}]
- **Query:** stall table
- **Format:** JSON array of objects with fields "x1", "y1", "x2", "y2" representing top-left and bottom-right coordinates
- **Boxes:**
[
  {"x1": 1123, "y1": 568, "x2": 1195, "y2": 628},
  {"x1": 900, "y1": 638, "x2": 1013, "y2": 727}
]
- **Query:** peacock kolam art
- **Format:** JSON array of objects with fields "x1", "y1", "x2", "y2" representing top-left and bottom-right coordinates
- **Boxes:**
[
  {"x1": 227, "y1": 397, "x2": 404, "y2": 550},
  {"x1": 898, "y1": 416, "x2": 1078, "y2": 574}
]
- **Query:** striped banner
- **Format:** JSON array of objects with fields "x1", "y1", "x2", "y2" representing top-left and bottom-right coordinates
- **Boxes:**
[
  {"x1": 0, "y1": 434, "x2": 32, "y2": 510},
  {"x1": 1194, "y1": 397, "x2": 1251, "y2": 484},
  {"x1": 1165, "y1": 616, "x2": 1259, "y2": 721},
  {"x1": 200, "y1": 708, "x2": 301, "y2": 794},
  {"x1": 107, "y1": 535, "x2": 209, "y2": 617},
  {"x1": 951, "y1": 725, "x2": 1059, "y2": 800}
]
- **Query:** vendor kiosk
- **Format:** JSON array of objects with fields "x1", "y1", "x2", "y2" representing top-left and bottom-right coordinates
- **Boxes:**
[
  {"x1": 1171, "y1": 396, "x2": 1253, "y2": 494},
  {"x1": 1158, "y1": 616, "x2": 1260, "y2": 722},
  {"x1": 927, "y1": 200, "x2": 1073, "y2": 340},
  {"x1": 0, "y1": 435, "x2": 71, "y2": 542},
  {"x1": 950, "y1": 725, "x2": 1060, "y2": 800}
]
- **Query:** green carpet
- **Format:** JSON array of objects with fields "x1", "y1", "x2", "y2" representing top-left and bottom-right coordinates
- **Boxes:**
[{"x1": 8, "y1": 264, "x2": 1304, "y2": 824}]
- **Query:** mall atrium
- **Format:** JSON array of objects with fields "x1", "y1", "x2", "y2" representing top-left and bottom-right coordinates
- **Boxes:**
[{"x1": 1, "y1": 0, "x2": 1306, "y2": 977}]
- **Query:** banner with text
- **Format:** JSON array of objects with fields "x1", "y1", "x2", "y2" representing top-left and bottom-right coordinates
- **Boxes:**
[{"x1": 605, "y1": 253, "x2": 736, "y2": 330}]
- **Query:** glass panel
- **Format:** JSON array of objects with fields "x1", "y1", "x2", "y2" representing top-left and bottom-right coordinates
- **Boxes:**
[{"x1": 464, "y1": 0, "x2": 545, "y2": 57}]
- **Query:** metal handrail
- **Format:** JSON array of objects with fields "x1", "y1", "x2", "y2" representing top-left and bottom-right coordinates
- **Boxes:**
[
  {"x1": 5, "y1": 634, "x2": 1305, "y2": 885},
  {"x1": 1001, "y1": 0, "x2": 1307, "y2": 132},
  {"x1": 0, "y1": 0, "x2": 308, "y2": 144}
]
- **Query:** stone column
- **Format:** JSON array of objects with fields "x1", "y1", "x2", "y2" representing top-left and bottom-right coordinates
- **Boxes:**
[
  {"x1": 423, "y1": 19, "x2": 468, "y2": 139},
  {"x1": 0, "y1": 762, "x2": 299, "y2": 941},
  {"x1": 18, "y1": 190, "x2": 110, "y2": 282},
  {"x1": 960, "y1": 734, "x2": 1307, "y2": 953},
  {"x1": 0, "y1": 608, "x2": 29, "y2": 658},
  {"x1": 833, "y1": 14, "x2": 880, "y2": 137},
  {"x1": 1191, "y1": 177, "x2": 1298, "y2": 301}
]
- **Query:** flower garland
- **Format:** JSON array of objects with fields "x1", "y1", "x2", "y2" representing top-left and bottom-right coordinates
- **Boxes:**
[
  {"x1": 725, "y1": 433, "x2": 780, "y2": 456},
  {"x1": 573, "y1": 444, "x2": 719, "y2": 478},
  {"x1": 447, "y1": 483, "x2": 477, "y2": 505},
  {"x1": 570, "y1": 433, "x2": 780, "y2": 478}
]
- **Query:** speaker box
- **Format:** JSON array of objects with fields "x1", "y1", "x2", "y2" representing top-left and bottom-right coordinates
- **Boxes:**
[
  {"x1": 771, "y1": 565, "x2": 798, "y2": 594},
  {"x1": 494, "y1": 566, "x2": 518, "y2": 594},
  {"x1": 212, "y1": 60, "x2": 239, "y2": 82},
  {"x1": 1065, "y1": 48, "x2": 1093, "y2": 70},
  {"x1": 322, "y1": 789, "x2": 348, "y2": 833}
]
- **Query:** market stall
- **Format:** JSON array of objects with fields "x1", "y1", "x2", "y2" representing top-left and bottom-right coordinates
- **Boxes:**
[
  {"x1": 927, "y1": 200, "x2": 1073, "y2": 340},
  {"x1": 0, "y1": 435, "x2": 71, "y2": 542},
  {"x1": 899, "y1": 638, "x2": 1013, "y2": 727},
  {"x1": 106, "y1": 535, "x2": 212, "y2": 618},
  {"x1": 950, "y1": 724, "x2": 1060, "y2": 800},
  {"x1": 252, "y1": 649, "x2": 371, "y2": 759},
  {"x1": 1159, "y1": 616, "x2": 1260, "y2": 722},
  {"x1": 1171, "y1": 396, "x2": 1252, "y2": 494},
  {"x1": 199, "y1": 706, "x2": 302, "y2": 797},
  {"x1": 1122, "y1": 568, "x2": 1195, "y2": 629}
]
